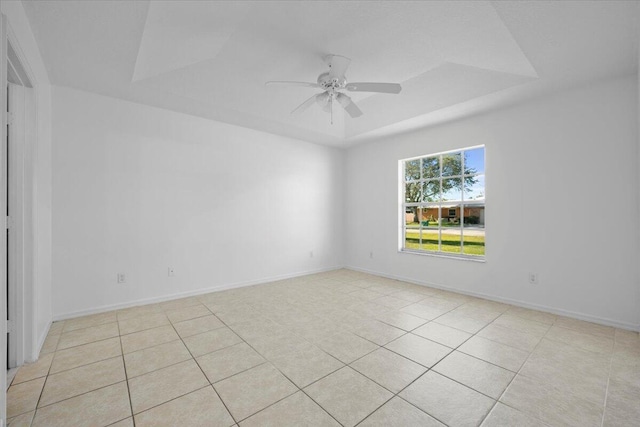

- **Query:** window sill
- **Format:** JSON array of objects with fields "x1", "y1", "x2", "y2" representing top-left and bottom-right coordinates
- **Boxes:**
[{"x1": 399, "y1": 249, "x2": 486, "y2": 263}]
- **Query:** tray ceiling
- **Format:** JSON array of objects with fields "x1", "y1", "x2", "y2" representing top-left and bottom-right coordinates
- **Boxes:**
[{"x1": 22, "y1": 0, "x2": 639, "y2": 146}]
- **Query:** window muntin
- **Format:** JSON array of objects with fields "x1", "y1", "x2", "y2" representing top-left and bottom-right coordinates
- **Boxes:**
[{"x1": 401, "y1": 146, "x2": 485, "y2": 258}]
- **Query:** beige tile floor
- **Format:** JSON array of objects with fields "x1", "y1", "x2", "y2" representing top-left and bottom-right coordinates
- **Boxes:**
[{"x1": 6, "y1": 269, "x2": 640, "y2": 426}]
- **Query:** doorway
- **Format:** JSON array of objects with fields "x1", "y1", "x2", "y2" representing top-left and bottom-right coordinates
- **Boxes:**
[{"x1": 5, "y1": 38, "x2": 35, "y2": 375}]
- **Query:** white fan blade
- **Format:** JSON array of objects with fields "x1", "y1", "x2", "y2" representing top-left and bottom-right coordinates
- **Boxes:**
[
  {"x1": 336, "y1": 93, "x2": 363, "y2": 118},
  {"x1": 266, "y1": 81, "x2": 319, "y2": 88},
  {"x1": 345, "y1": 82, "x2": 402, "y2": 94},
  {"x1": 328, "y1": 55, "x2": 351, "y2": 80},
  {"x1": 291, "y1": 93, "x2": 320, "y2": 116}
]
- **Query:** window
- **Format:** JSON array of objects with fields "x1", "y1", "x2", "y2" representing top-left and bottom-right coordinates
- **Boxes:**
[{"x1": 401, "y1": 146, "x2": 485, "y2": 258}]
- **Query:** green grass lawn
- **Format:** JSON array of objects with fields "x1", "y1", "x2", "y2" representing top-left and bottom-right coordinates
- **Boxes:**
[{"x1": 405, "y1": 229, "x2": 485, "y2": 256}]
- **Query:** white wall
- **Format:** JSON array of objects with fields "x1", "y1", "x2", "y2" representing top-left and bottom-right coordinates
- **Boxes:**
[
  {"x1": 52, "y1": 86, "x2": 344, "y2": 318},
  {"x1": 346, "y1": 75, "x2": 640, "y2": 330},
  {"x1": 1, "y1": 0, "x2": 53, "y2": 359}
]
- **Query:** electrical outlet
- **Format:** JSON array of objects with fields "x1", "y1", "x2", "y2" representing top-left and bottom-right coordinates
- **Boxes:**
[
  {"x1": 117, "y1": 273, "x2": 126, "y2": 283},
  {"x1": 309, "y1": 251, "x2": 314, "y2": 258},
  {"x1": 168, "y1": 267, "x2": 175, "y2": 277},
  {"x1": 528, "y1": 272, "x2": 539, "y2": 284}
]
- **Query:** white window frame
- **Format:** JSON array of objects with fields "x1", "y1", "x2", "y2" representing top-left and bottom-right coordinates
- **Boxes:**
[{"x1": 399, "y1": 145, "x2": 485, "y2": 260}]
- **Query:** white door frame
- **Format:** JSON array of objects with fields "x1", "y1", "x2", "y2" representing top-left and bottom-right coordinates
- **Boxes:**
[
  {"x1": 1, "y1": 12, "x2": 9, "y2": 422},
  {"x1": 5, "y1": 24, "x2": 38, "y2": 368}
]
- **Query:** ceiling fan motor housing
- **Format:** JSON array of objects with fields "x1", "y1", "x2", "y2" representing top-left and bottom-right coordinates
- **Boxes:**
[{"x1": 317, "y1": 72, "x2": 346, "y2": 90}]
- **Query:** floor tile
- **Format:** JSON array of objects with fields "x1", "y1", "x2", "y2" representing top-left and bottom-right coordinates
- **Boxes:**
[
  {"x1": 449, "y1": 305, "x2": 502, "y2": 323},
  {"x1": 12, "y1": 353, "x2": 54, "y2": 384},
  {"x1": 317, "y1": 331, "x2": 379, "y2": 364},
  {"x1": 434, "y1": 312, "x2": 490, "y2": 334},
  {"x1": 433, "y1": 351, "x2": 514, "y2": 399},
  {"x1": 602, "y1": 378, "x2": 640, "y2": 427},
  {"x1": 7, "y1": 377, "x2": 46, "y2": 418},
  {"x1": 505, "y1": 306, "x2": 556, "y2": 325},
  {"x1": 477, "y1": 324, "x2": 542, "y2": 352},
  {"x1": 359, "y1": 396, "x2": 444, "y2": 427},
  {"x1": 159, "y1": 296, "x2": 203, "y2": 312},
  {"x1": 518, "y1": 338, "x2": 609, "y2": 404},
  {"x1": 135, "y1": 386, "x2": 235, "y2": 427},
  {"x1": 63, "y1": 311, "x2": 118, "y2": 333},
  {"x1": 305, "y1": 367, "x2": 393, "y2": 427},
  {"x1": 7, "y1": 410, "x2": 35, "y2": 427},
  {"x1": 458, "y1": 336, "x2": 529, "y2": 372},
  {"x1": 39, "y1": 333, "x2": 61, "y2": 355},
  {"x1": 352, "y1": 320, "x2": 406, "y2": 346},
  {"x1": 118, "y1": 313, "x2": 170, "y2": 335},
  {"x1": 372, "y1": 295, "x2": 412, "y2": 310},
  {"x1": 183, "y1": 327, "x2": 243, "y2": 357},
  {"x1": 400, "y1": 371, "x2": 494, "y2": 427},
  {"x1": 501, "y1": 374, "x2": 603, "y2": 427},
  {"x1": 214, "y1": 363, "x2": 297, "y2": 421},
  {"x1": 50, "y1": 337, "x2": 122, "y2": 374},
  {"x1": 128, "y1": 359, "x2": 209, "y2": 414},
  {"x1": 197, "y1": 342, "x2": 266, "y2": 384},
  {"x1": 491, "y1": 314, "x2": 551, "y2": 336},
  {"x1": 239, "y1": 391, "x2": 340, "y2": 427},
  {"x1": 351, "y1": 348, "x2": 426, "y2": 393},
  {"x1": 374, "y1": 310, "x2": 428, "y2": 331},
  {"x1": 384, "y1": 333, "x2": 451, "y2": 368},
  {"x1": 481, "y1": 403, "x2": 547, "y2": 426},
  {"x1": 247, "y1": 332, "x2": 311, "y2": 360},
  {"x1": 120, "y1": 325, "x2": 180, "y2": 354},
  {"x1": 173, "y1": 315, "x2": 224, "y2": 338},
  {"x1": 554, "y1": 316, "x2": 615, "y2": 338},
  {"x1": 48, "y1": 321, "x2": 65, "y2": 335},
  {"x1": 124, "y1": 340, "x2": 192, "y2": 378},
  {"x1": 109, "y1": 418, "x2": 134, "y2": 427},
  {"x1": 413, "y1": 322, "x2": 472, "y2": 348},
  {"x1": 117, "y1": 304, "x2": 164, "y2": 321},
  {"x1": 400, "y1": 302, "x2": 450, "y2": 320},
  {"x1": 545, "y1": 325, "x2": 614, "y2": 355},
  {"x1": 39, "y1": 356, "x2": 126, "y2": 407},
  {"x1": 270, "y1": 343, "x2": 343, "y2": 388},
  {"x1": 166, "y1": 304, "x2": 212, "y2": 323},
  {"x1": 56, "y1": 322, "x2": 119, "y2": 350},
  {"x1": 32, "y1": 381, "x2": 131, "y2": 427}
]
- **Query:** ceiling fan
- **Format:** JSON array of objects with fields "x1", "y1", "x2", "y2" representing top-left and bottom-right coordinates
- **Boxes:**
[{"x1": 266, "y1": 55, "x2": 402, "y2": 123}]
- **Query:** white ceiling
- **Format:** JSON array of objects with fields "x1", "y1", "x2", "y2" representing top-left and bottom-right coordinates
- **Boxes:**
[{"x1": 21, "y1": 0, "x2": 639, "y2": 146}]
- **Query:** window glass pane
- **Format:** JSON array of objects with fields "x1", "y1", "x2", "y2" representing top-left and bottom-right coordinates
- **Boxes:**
[
  {"x1": 440, "y1": 228, "x2": 461, "y2": 253},
  {"x1": 421, "y1": 228, "x2": 439, "y2": 252},
  {"x1": 405, "y1": 228, "x2": 420, "y2": 250},
  {"x1": 405, "y1": 183, "x2": 422, "y2": 203},
  {"x1": 421, "y1": 206, "x2": 440, "y2": 228},
  {"x1": 464, "y1": 174, "x2": 485, "y2": 201},
  {"x1": 423, "y1": 180, "x2": 440, "y2": 202},
  {"x1": 442, "y1": 178, "x2": 462, "y2": 201},
  {"x1": 442, "y1": 152, "x2": 462, "y2": 177},
  {"x1": 405, "y1": 159, "x2": 420, "y2": 181},
  {"x1": 465, "y1": 147, "x2": 485, "y2": 175},
  {"x1": 462, "y1": 205, "x2": 485, "y2": 256},
  {"x1": 405, "y1": 207, "x2": 422, "y2": 228},
  {"x1": 422, "y1": 156, "x2": 440, "y2": 179}
]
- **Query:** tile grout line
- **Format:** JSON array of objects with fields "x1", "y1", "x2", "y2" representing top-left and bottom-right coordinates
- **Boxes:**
[
  {"x1": 117, "y1": 317, "x2": 135, "y2": 427},
  {"x1": 165, "y1": 305, "x2": 241, "y2": 427},
  {"x1": 209, "y1": 303, "x2": 347, "y2": 426}
]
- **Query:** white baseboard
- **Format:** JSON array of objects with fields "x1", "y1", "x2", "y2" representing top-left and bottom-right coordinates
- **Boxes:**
[
  {"x1": 53, "y1": 265, "x2": 344, "y2": 321},
  {"x1": 346, "y1": 265, "x2": 640, "y2": 332}
]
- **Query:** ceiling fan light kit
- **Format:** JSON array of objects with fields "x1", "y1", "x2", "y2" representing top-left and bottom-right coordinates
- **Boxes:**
[{"x1": 266, "y1": 54, "x2": 402, "y2": 123}]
